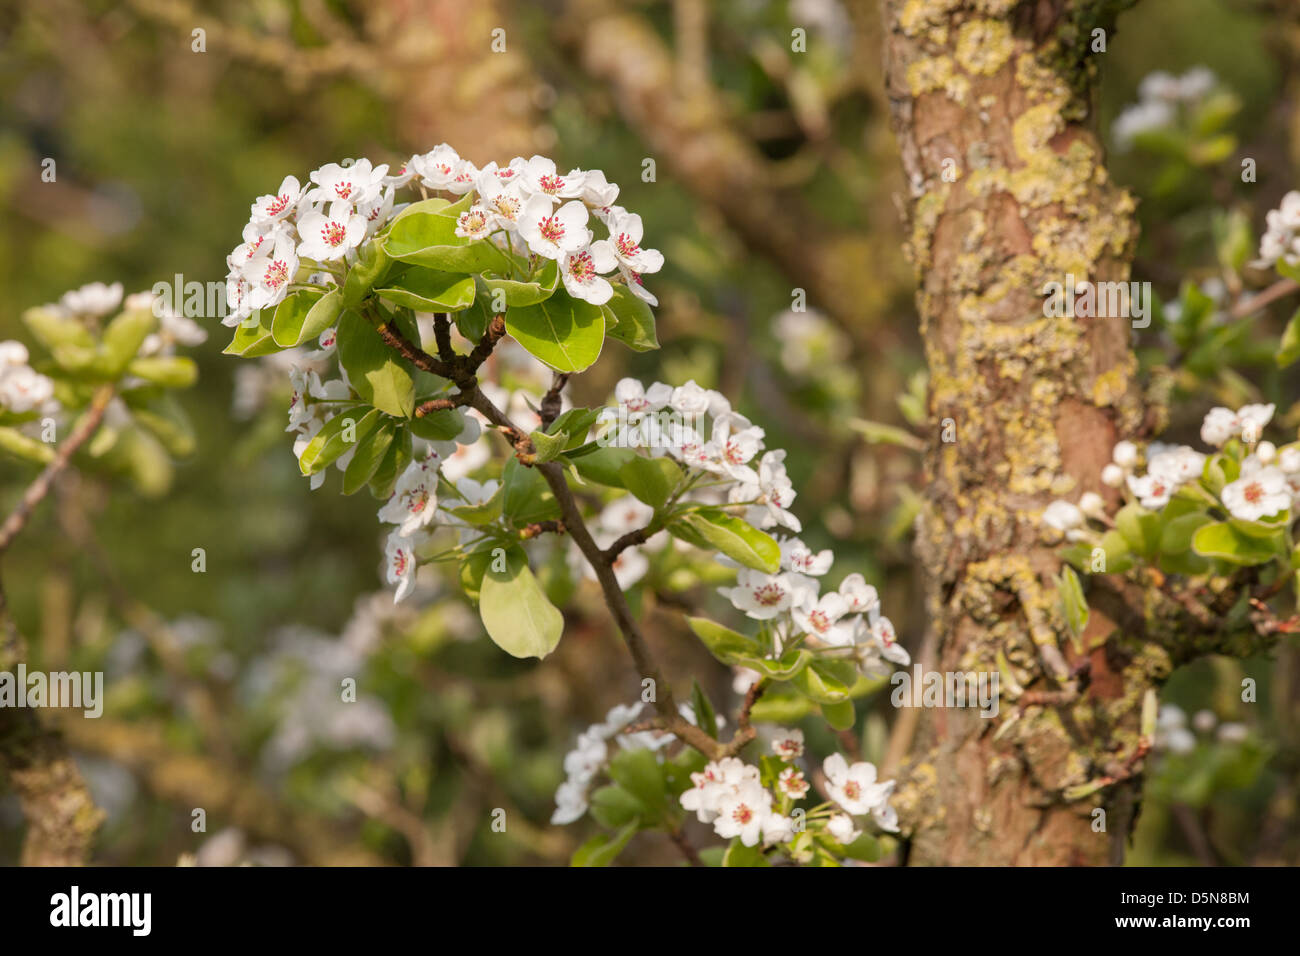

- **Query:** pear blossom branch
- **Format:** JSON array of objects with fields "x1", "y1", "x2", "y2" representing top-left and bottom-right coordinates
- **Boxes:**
[{"x1": 369, "y1": 322, "x2": 728, "y2": 759}]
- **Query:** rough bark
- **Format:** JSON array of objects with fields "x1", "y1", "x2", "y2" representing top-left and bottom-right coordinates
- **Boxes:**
[
  {"x1": 0, "y1": 709, "x2": 104, "y2": 865},
  {"x1": 881, "y1": 0, "x2": 1157, "y2": 865}
]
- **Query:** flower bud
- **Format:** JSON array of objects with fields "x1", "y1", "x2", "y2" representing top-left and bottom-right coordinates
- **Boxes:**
[
  {"x1": 1112, "y1": 440, "x2": 1138, "y2": 468},
  {"x1": 1078, "y1": 491, "x2": 1106, "y2": 519},
  {"x1": 1101, "y1": 463, "x2": 1125, "y2": 487}
]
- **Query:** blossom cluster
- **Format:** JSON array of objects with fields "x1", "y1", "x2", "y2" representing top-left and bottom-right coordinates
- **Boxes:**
[
  {"x1": 594, "y1": 377, "x2": 906, "y2": 677},
  {"x1": 1113, "y1": 66, "x2": 1219, "y2": 150},
  {"x1": 3, "y1": 281, "x2": 207, "y2": 420},
  {"x1": 1154, "y1": 703, "x2": 1249, "y2": 755},
  {"x1": 0, "y1": 341, "x2": 56, "y2": 416},
  {"x1": 1255, "y1": 190, "x2": 1300, "y2": 271},
  {"x1": 1043, "y1": 402, "x2": 1298, "y2": 534},
  {"x1": 679, "y1": 732, "x2": 897, "y2": 850},
  {"x1": 550, "y1": 701, "x2": 680, "y2": 825},
  {"x1": 225, "y1": 144, "x2": 663, "y2": 326}
]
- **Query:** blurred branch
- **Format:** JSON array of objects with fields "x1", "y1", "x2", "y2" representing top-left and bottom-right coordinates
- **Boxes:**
[
  {"x1": 0, "y1": 385, "x2": 113, "y2": 553},
  {"x1": 0, "y1": 385, "x2": 114, "y2": 865},
  {"x1": 54, "y1": 474, "x2": 234, "y2": 761},
  {"x1": 58, "y1": 716, "x2": 384, "y2": 866},
  {"x1": 560, "y1": 0, "x2": 890, "y2": 333},
  {"x1": 125, "y1": 0, "x2": 431, "y2": 92}
]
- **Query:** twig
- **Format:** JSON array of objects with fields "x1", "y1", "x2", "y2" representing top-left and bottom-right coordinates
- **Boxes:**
[
  {"x1": 373, "y1": 316, "x2": 730, "y2": 760},
  {"x1": 668, "y1": 826, "x2": 704, "y2": 866},
  {"x1": 1229, "y1": 277, "x2": 1300, "y2": 321},
  {"x1": 0, "y1": 384, "x2": 114, "y2": 553},
  {"x1": 540, "y1": 372, "x2": 570, "y2": 428}
]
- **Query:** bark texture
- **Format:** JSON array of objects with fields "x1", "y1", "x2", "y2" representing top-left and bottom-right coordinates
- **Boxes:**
[
  {"x1": 0, "y1": 708, "x2": 104, "y2": 866},
  {"x1": 882, "y1": 0, "x2": 1156, "y2": 865}
]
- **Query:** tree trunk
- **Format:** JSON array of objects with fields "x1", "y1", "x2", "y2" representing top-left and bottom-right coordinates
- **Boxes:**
[{"x1": 881, "y1": 0, "x2": 1153, "y2": 864}]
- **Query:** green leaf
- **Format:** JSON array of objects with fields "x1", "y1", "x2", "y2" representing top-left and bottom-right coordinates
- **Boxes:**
[
  {"x1": 601, "y1": 283, "x2": 659, "y2": 352},
  {"x1": 502, "y1": 457, "x2": 561, "y2": 525},
  {"x1": 128, "y1": 395, "x2": 196, "y2": 457},
  {"x1": 449, "y1": 484, "x2": 503, "y2": 525},
  {"x1": 721, "y1": 838, "x2": 770, "y2": 867},
  {"x1": 1278, "y1": 307, "x2": 1300, "y2": 368},
  {"x1": 740, "y1": 648, "x2": 813, "y2": 681},
  {"x1": 1056, "y1": 566, "x2": 1089, "y2": 636},
  {"x1": 529, "y1": 428, "x2": 569, "y2": 463},
  {"x1": 568, "y1": 445, "x2": 635, "y2": 488},
  {"x1": 454, "y1": 295, "x2": 493, "y2": 343},
  {"x1": 335, "y1": 310, "x2": 416, "y2": 417},
  {"x1": 607, "y1": 748, "x2": 670, "y2": 820},
  {"x1": 408, "y1": 407, "x2": 466, "y2": 441},
  {"x1": 668, "y1": 508, "x2": 781, "y2": 572},
  {"x1": 368, "y1": 425, "x2": 411, "y2": 499},
  {"x1": 839, "y1": 832, "x2": 882, "y2": 862},
  {"x1": 342, "y1": 242, "x2": 391, "y2": 308},
  {"x1": 479, "y1": 547, "x2": 565, "y2": 659},
  {"x1": 100, "y1": 307, "x2": 156, "y2": 375},
  {"x1": 1191, "y1": 520, "x2": 1285, "y2": 566},
  {"x1": 619, "y1": 456, "x2": 681, "y2": 509},
  {"x1": 848, "y1": 418, "x2": 925, "y2": 451},
  {"x1": 690, "y1": 681, "x2": 719, "y2": 740},
  {"x1": 588, "y1": 786, "x2": 647, "y2": 829},
  {"x1": 298, "y1": 408, "x2": 381, "y2": 476},
  {"x1": 125, "y1": 357, "x2": 198, "y2": 389},
  {"x1": 376, "y1": 268, "x2": 477, "y2": 312},
  {"x1": 1115, "y1": 503, "x2": 1160, "y2": 557},
  {"x1": 505, "y1": 291, "x2": 606, "y2": 372},
  {"x1": 23, "y1": 307, "x2": 95, "y2": 352},
  {"x1": 571, "y1": 820, "x2": 638, "y2": 867},
  {"x1": 545, "y1": 407, "x2": 601, "y2": 445},
  {"x1": 272, "y1": 289, "x2": 343, "y2": 348},
  {"x1": 0, "y1": 426, "x2": 55, "y2": 464},
  {"x1": 223, "y1": 312, "x2": 284, "y2": 357},
  {"x1": 478, "y1": 260, "x2": 559, "y2": 308},
  {"x1": 792, "y1": 662, "x2": 850, "y2": 704},
  {"x1": 384, "y1": 207, "x2": 507, "y2": 273},
  {"x1": 342, "y1": 417, "x2": 396, "y2": 495},
  {"x1": 686, "y1": 616, "x2": 760, "y2": 665},
  {"x1": 820, "y1": 698, "x2": 856, "y2": 731}
]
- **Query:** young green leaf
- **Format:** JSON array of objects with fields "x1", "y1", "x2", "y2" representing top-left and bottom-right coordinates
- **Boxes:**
[
  {"x1": 668, "y1": 508, "x2": 781, "y2": 573},
  {"x1": 376, "y1": 268, "x2": 477, "y2": 312},
  {"x1": 298, "y1": 408, "x2": 381, "y2": 476},
  {"x1": 505, "y1": 291, "x2": 606, "y2": 372},
  {"x1": 601, "y1": 283, "x2": 659, "y2": 352},
  {"x1": 335, "y1": 310, "x2": 416, "y2": 417},
  {"x1": 479, "y1": 547, "x2": 565, "y2": 659},
  {"x1": 619, "y1": 456, "x2": 681, "y2": 509}
]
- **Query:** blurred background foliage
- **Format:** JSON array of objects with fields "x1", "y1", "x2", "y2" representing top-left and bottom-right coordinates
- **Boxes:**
[{"x1": 0, "y1": 0, "x2": 1296, "y2": 865}]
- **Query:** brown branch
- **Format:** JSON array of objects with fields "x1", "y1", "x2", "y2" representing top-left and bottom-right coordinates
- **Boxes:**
[
  {"x1": 520, "y1": 519, "x2": 565, "y2": 540},
  {"x1": 540, "y1": 372, "x2": 570, "y2": 429},
  {"x1": 374, "y1": 318, "x2": 732, "y2": 761},
  {"x1": 0, "y1": 384, "x2": 114, "y2": 553},
  {"x1": 668, "y1": 825, "x2": 705, "y2": 866},
  {"x1": 432, "y1": 312, "x2": 455, "y2": 362},
  {"x1": 414, "y1": 393, "x2": 474, "y2": 418},
  {"x1": 466, "y1": 314, "x2": 508, "y2": 371},
  {"x1": 1229, "y1": 277, "x2": 1300, "y2": 320},
  {"x1": 374, "y1": 319, "x2": 463, "y2": 383}
]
